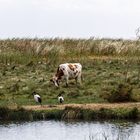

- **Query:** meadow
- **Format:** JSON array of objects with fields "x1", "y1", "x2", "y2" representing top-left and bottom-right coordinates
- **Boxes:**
[{"x1": 0, "y1": 38, "x2": 140, "y2": 107}]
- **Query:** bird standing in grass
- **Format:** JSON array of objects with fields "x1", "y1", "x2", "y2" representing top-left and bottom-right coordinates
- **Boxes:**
[
  {"x1": 32, "y1": 91, "x2": 42, "y2": 106},
  {"x1": 58, "y1": 94, "x2": 64, "y2": 104}
]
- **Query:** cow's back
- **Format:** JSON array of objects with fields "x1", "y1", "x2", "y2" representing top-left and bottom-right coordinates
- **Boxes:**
[
  {"x1": 59, "y1": 63, "x2": 82, "y2": 78},
  {"x1": 59, "y1": 63, "x2": 82, "y2": 71}
]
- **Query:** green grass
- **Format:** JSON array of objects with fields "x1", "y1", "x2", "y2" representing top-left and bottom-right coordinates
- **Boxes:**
[
  {"x1": 61, "y1": 106, "x2": 139, "y2": 120},
  {"x1": 1, "y1": 38, "x2": 140, "y2": 106},
  {"x1": 0, "y1": 106, "x2": 138, "y2": 121}
]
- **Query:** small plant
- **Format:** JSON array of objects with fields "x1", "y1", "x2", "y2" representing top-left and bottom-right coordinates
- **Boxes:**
[{"x1": 102, "y1": 83, "x2": 133, "y2": 102}]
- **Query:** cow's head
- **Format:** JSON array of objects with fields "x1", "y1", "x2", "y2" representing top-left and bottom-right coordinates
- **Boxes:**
[{"x1": 50, "y1": 75, "x2": 60, "y2": 87}]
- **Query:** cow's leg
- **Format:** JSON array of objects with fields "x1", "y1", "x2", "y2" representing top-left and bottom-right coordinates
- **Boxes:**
[
  {"x1": 75, "y1": 77, "x2": 78, "y2": 85},
  {"x1": 77, "y1": 72, "x2": 82, "y2": 85},
  {"x1": 65, "y1": 76, "x2": 69, "y2": 87}
]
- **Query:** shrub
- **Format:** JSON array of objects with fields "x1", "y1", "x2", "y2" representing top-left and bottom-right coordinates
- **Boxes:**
[{"x1": 102, "y1": 83, "x2": 133, "y2": 102}]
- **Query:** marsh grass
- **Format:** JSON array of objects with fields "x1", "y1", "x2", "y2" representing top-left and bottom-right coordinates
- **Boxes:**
[
  {"x1": 0, "y1": 106, "x2": 63, "y2": 121},
  {"x1": 61, "y1": 106, "x2": 139, "y2": 120},
  {"x1": 0, "y1": 105, "x2": 139, "y2": 121}
]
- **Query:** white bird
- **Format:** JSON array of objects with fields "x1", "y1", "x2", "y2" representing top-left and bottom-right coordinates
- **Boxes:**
[
  {"x1": 32, "y1": 91, "x2": 42, "y2": 106},
  {"x1": 58, "y1": 94, "x2": 64, "y2": 104}
]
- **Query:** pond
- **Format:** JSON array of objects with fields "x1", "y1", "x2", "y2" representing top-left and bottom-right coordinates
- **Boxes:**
[{"x1": 0, "y1": 120, "x2": 140, "y2": 140}]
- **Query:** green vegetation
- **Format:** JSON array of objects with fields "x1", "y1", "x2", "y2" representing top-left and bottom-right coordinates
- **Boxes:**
[
  {"x1": 0, "y1": 106, "x2": 63, "y2": 121},
  {"x1": 0, "y1": 38, "x2": 140, "y2": 107},
  {"x1": 62, "y1": 106, "x2": 139, "y2": 120},
  {"x1": 100, "y1": 83, "x2": 134, "y2": 102},
  {"x1": 0, "y1": 106, "x2": 139, "y2": 121}
]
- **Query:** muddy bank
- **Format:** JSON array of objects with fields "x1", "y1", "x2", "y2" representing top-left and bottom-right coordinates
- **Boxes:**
[{"x1": 0, "y1": 103, "x2": 140, "y2": 121}]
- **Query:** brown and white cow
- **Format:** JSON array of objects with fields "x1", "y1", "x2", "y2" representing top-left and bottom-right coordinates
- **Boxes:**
[{"x1": 50, "y1": 63, "x2": 82, "y2": 87}]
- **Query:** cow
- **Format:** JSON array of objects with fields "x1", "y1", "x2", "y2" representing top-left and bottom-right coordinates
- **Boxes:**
[{"x1": 50, "y1": 63, "x2": 82, "y2": 87}]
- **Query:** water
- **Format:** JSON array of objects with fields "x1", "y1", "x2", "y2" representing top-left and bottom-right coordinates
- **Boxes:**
[{"x1": 0, "y1": 120, "x2": 140, "y2": 140}]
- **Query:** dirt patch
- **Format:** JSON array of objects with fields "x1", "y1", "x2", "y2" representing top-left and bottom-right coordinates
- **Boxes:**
[{"x1": 21, "y1": 102, "x2": 140, "y2": 111}]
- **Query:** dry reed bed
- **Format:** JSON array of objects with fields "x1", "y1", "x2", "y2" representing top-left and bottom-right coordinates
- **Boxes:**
[{"x1": 0, "y1": 38, "x2": 140, "y2": 57}]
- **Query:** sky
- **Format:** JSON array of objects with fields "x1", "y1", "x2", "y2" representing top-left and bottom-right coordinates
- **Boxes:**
[{"x1": 0, "y1": 0, "x2": 140, "y2": 39}]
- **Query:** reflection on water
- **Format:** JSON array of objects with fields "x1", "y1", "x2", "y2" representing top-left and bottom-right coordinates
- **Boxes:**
[{"x1": 0, "y1": 120, "x2": 140, "y2": 140}]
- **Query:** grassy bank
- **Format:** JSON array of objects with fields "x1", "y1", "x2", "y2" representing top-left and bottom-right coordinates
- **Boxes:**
[
  {"x1": 0, "y1": 106, "x2": 63, "y2": 121},
  {"x1": 0, "y1": 38, "x2": 140, "y2": 107},
  {"x1": 0, "y1": 106, "x2": 139, "y2": 121}
]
